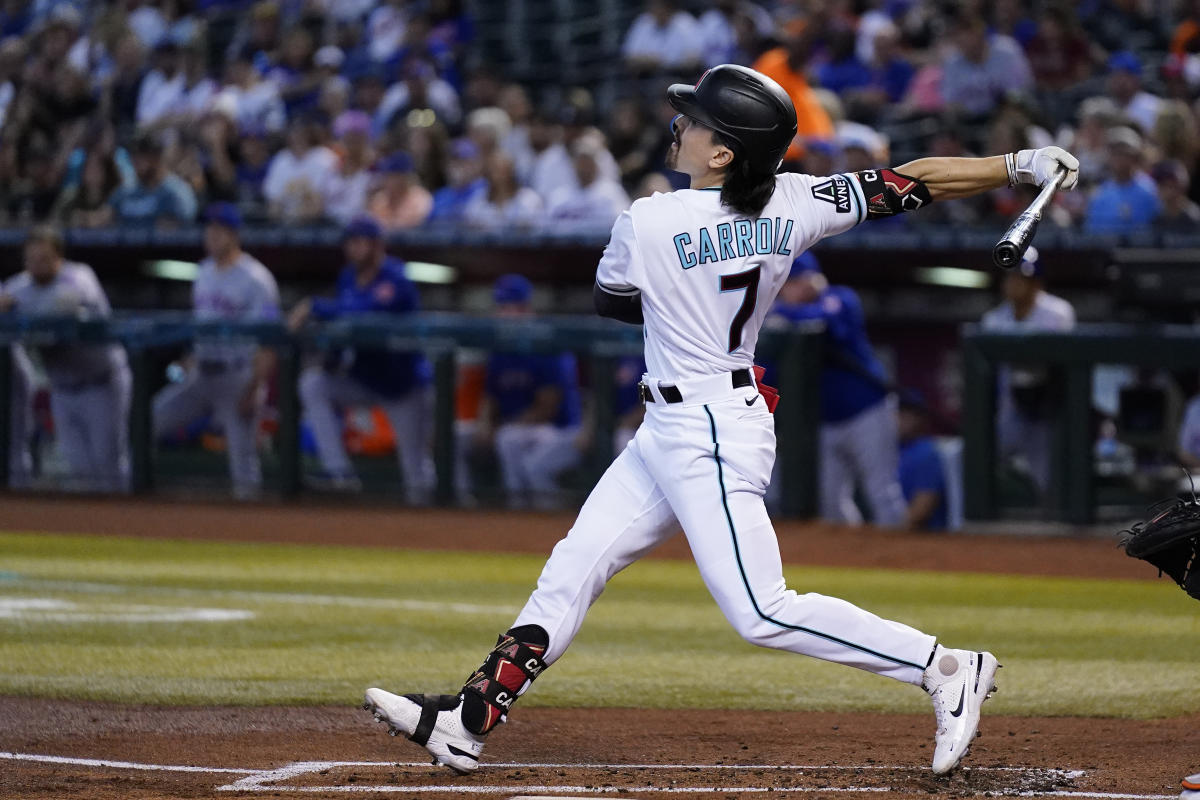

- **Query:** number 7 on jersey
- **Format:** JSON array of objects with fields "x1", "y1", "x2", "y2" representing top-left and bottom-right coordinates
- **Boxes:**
[{"x1": 720, "y1": 265, "x2": 761, "y2": 353}]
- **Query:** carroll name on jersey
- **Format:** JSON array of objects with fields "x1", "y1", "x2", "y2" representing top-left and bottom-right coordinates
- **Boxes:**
[{"x1": 672, "y1": 216, "x2": 796, "y2": 269}]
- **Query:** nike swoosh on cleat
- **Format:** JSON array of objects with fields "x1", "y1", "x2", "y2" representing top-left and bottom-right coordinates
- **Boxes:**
[
  {"x1": 446, "y1": 745, "x2": 479, "y2": 761},
  {"x1": 745, "y1": 396, "x2": 757, "y2": 405},
  {"x1": 949, "y1": 687, "x2": 966, "y2": 718}
]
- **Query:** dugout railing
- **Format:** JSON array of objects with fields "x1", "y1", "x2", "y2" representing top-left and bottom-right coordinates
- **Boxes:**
[
  {"x1": 0, "y1": 314, "x2": 824, "y2": 516},
  {"x1": 962, "y1": 324, "x2": 1200, "y2": 526}
]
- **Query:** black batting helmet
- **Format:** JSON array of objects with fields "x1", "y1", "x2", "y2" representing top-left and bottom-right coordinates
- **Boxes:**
[{"x1": 667, "y1": 64, "x2": 797, "y2": 173}]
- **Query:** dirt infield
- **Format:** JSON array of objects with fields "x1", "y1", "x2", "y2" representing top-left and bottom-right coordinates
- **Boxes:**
[
  {"x1": 1, "y1": 699, "x2": 1195, "y2": 799},
  {"x1": 0, "y1": 495, "x2": 1189, "y2": 799}
]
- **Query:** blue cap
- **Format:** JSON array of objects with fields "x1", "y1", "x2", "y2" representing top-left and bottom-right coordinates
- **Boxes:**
[
  {"x1": 1017, "y1": 245, "x2": 1043, "y2": 278},
  {"x1": 375, "y1": 152, "x2": 414, "y2": 174},
  {"x1": 204, "y1": 202, "x2": 242, "y2": 230},
  {"x1": 788, "y1": 251, "x2": 821, "y2": 279},
  {"x1": 493, "y1": 273, "x2": 533, "y2": 305},
  {"x1": 1108, "y1": 51, "x2": 1142, "y2": 75},
  {"x1": 343, "y1": 215, "x2": 383, "y2": 240}
]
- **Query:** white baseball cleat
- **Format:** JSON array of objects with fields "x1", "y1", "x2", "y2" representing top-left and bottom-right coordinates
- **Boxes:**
[
  {"x1": 363, "y1": 688, "x2": 485, "y2": 774},
  {"x1": 922, "y1": 646, "x2": 1000, "y2": 775},
  {"x1": 1182, "y1": 772, "x2": 1200, "y2": 799}
]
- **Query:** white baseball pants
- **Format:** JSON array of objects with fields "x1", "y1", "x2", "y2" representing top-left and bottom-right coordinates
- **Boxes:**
[
  {"x1": 153, "y1": 367, "x2": 261, "y2": 495},
  {"x1": 514, "y1": 376, "x2": 935, "y2": 685},
  {"x1": 50, "y1": 367, "x2": 132, "y2": 493},
  {"x1": 299, "y1": 367, "x2": 435, "y2": 504},
  {"x1": 819, "y1": 396, "x2": 907, "y2": 527}
]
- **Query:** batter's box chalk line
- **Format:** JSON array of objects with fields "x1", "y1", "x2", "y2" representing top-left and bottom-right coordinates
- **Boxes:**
[{"x1": 0, "y1": 752, "x2": 1175, "y2": 798}]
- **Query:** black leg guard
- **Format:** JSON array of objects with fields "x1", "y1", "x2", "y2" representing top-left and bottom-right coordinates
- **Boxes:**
[{"x1": 460, "y1": 624, "x2": 548, "y2": 735}]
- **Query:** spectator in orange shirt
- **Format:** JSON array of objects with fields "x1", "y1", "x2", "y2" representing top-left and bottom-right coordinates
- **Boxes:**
[
  {"x1": 751, "y1": 36, "x2": 834, "y2": 161},
  {"x1": 1171, "y1": 0, "x2": 1200, "y2": 56}
]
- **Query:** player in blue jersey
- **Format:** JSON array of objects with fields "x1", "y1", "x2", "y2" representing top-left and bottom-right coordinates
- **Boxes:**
[
  {"x1": 768, "y1": 252, "x2": 906, "y2": 526},
  {"x1": 473, "y1": 274, "x2": 583, "y2": 509},
  {"x1": 289, "y1": 216, "x2": 434, "y2": 503},
  {"x1": 897, "y1": 392, "x2": 949, "y2": 531}
]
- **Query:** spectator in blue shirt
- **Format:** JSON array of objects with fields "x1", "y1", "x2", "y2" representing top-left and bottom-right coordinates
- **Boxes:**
[
  {"x1": 766, "y1": 252, "x2": 906, "y2": 527},
  {"x1": 818, "y1": 29, "x2": 873, "y2": 96},
  {"x1": 427, "y1": 137, "x2": 486, "y2": 224},
  {"x1": 289, "y1": 216, "x2": 435, "y2": 503},
  {"x1": 897, "y1": 393, "x2": 948, "y2": 531},
  {"x1": 872, "y1": 26, "x2": 915, "y2": 102},
  {"x1": 1084, "y1": 126, "x2": 1160, "y2": 235},
  {"x1": 475, "y1": 273, "x2": 584, "y2": 509},
  {"x1": 109, "y1": 132, "x2": 196, "y2": 226}
]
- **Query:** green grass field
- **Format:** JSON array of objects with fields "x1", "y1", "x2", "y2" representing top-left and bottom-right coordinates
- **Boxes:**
[{"x1": 0, "y1": 531, "x2": 1197, "y2": 718}]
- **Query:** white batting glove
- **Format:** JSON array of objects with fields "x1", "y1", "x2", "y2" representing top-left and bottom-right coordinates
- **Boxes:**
[{"x1": 1007, "y1": 146, "x2": 1080, "y2": 191}]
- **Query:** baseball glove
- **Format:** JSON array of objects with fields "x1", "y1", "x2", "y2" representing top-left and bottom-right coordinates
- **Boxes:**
[{"x1": 1119, "y1": 496, "x2": 1200, "y2": 600}]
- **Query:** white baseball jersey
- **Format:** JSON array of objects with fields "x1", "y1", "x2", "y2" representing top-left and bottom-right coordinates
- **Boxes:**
[
  {"x1": 3, "y1": 262, "x2": 127, "y2": 389},
  {"x1": 192, "y1": 251, "x2": 280, "y2": 365},
  {"x1": 595, "y1": 173, "x2": 866, "y2": 379}
]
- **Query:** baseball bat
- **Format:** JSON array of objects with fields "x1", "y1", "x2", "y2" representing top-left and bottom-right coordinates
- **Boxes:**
[{"x1": 991, "y1": 167, "x2": 1067, "y2": 269}]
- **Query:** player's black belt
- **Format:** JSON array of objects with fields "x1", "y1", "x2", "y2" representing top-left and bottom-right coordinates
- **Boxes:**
[{"x1": 638, "y1": 368, "x2": 752, "y2": 404}]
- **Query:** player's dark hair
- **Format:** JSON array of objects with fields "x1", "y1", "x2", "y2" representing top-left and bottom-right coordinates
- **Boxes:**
[{"x1": 712, "y1": 130, "x2": 776, "y2": 217}]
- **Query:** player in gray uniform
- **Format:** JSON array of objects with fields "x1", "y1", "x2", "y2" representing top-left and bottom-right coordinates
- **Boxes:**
[
  {"x1": 0, "y1": 226, "x2": 131, "y2": 492},
  {"x1": 7, "y1": 345, "x2": 35, "y2": 488},
  {"x1": 153, "y1": 203, "x2": 280, "y2": 499},
  {"x1": 980, "y1": 248, "x2": 1075, "y2": 496}
]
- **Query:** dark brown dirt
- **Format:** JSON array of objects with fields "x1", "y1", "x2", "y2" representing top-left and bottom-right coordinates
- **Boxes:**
[
  {"x1": 0, "y1": 494, "x2": 1157, "y2": 579},
  {"x1": 0, "y1": 495, "x2": 1186, "y2": 799}
]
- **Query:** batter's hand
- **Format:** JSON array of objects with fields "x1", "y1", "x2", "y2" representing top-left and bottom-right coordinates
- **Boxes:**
[
  {"x1": 0, "y1": 294, "x2": 15, "y2": 313},
  {"x1": 1011, "y1": 146, "x2": 1080, "y2": 191}
]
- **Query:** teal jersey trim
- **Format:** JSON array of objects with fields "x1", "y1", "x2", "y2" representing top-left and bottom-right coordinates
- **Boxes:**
[{"x1": 701, "y1": 404, "x2": 926, "y2": 672}]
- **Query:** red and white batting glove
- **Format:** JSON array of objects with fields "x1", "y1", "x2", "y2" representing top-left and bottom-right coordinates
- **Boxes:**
[{"x1": 1006, "y1": 146, "x2": 1080, "y2": 191}]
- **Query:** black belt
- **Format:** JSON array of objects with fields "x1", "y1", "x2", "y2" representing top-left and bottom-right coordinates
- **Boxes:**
[{"x1": 638, "y1": 368, "x2": 752, "y2": 404}]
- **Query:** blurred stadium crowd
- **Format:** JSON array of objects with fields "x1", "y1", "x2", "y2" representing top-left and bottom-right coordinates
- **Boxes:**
[
  {"x1": 4, "y1": 0, "x2": 1200, "y2": 524},
  {"x1": 2, "y1": 0, "x2": 1200, "y2": 236}
]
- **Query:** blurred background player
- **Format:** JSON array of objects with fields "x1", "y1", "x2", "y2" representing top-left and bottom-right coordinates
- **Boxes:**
[
  {"x1": 472, "y1": 274, "x2": 583, "y2": 509},
  {"x1": 980, "y1": 247, "x2": 1076, "y2": 497},
  {"x1": 153, "y1": 203, "x2": 279, "y2": 500},
  {"x1": 897, "y1": 392, "x2": 949, "y2": 532},
  {"x1": 0, "y1": 226, "x2": 130, "y2": 492},
  {"x1": 289, "y1": 216, "x2": 434, "y2": 503},
  {"x1": 767, "y1": 252, "x2": 906, "y2": 527},
  {"x1": 7, "y1": 345, "x2": 35, "y2": 488}
]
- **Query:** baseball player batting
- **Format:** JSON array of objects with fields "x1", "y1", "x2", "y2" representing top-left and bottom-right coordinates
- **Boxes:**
[{"x1": 365, "y1": 65, "x2": 1081, "y2": 776}]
